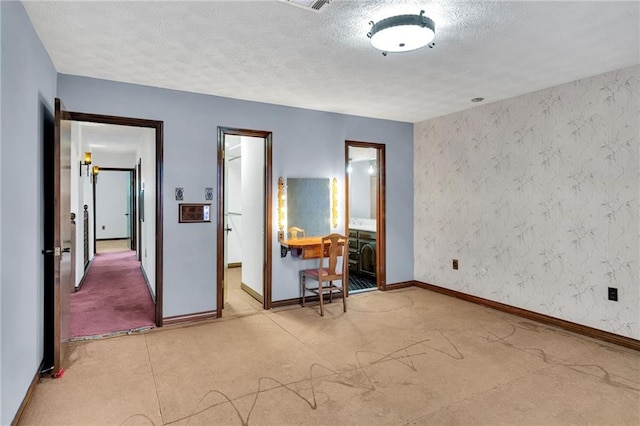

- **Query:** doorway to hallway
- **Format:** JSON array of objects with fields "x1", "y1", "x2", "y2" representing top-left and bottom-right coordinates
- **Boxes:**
[
  {"x1": 71, "y1": 125, "x2": 157, "y2": 338},
  {"x1": 43, "y1": 102, "x2": 163, "y2": 375}
]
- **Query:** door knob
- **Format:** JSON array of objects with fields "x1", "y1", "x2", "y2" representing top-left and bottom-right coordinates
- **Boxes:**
[
  {"x1": 62, "y1": 247, "x2": 71, "y2": 253},
  {"x1": 225, "y1": 227, "x2": 233, "y2": 232}
]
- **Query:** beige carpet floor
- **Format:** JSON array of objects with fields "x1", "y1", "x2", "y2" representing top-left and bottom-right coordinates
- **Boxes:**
[
  {"x1": 96, "y1": 239, "x2": 132, "y2": 253},
  {"x1": 20, "y1": 284, "x2": 639, "y2": 425},
  {"x1": 222, "y1": 267, "x2": 264, "y2": 318}
]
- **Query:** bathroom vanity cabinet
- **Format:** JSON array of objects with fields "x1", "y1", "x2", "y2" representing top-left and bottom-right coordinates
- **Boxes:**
[{"x1": 348, "y1": 229, "x2": 376, "y2": 278}]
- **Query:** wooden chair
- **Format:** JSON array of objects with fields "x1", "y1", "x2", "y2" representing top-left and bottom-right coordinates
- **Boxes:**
[
  {"x1": 287, "y1": 226, "x2": 305, "y2": 239},
  {"x1": 301, "y1": 233, "x2": 347, "y2": 316}
]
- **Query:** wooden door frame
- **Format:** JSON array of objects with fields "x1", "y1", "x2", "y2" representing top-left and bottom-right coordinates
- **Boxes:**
[
  {"x1": 93, "y1": 167, "x2": 135, "y2": 249},
  {"x1": 216, "y1": 127, "x2": 273, "y2": 316},
  {"x1": 137, "y1": 159, "x2": 143, "y2": 260},
  {"x1": 65, "y1": 111, "x2": 164, "y2": 326},
  {"x1": 345, "y1": 140, "x2": 387, "y2": 291},
  {"x1": 130, "y1": 168, "x2": 137, "y2": 250}
]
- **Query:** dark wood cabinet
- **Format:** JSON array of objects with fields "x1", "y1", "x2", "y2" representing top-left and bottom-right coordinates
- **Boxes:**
[
  {"x1": 348, "y1": 229, "x2": 376, "y2": 277},
  {"x1": 348, "y1": 232, "x2": 359, "y2": 274}
]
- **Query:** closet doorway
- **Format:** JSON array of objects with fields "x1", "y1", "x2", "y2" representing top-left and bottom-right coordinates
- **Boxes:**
[
  {"x1": 345, "y1": 141, "x2": 386, "y2": 293},
  {"x1": 216, "y1": 128, "x2": 273, "y2": 316}
]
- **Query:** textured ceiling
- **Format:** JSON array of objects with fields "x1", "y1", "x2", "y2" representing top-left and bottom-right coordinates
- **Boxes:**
[{"x1": 23, "y1": 1, "x2": 640, "y2": 123}]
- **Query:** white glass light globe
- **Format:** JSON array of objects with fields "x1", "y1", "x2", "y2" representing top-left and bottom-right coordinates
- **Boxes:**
[{"x1": 370, "y1": 24, "x2": 435, "y2": 53}]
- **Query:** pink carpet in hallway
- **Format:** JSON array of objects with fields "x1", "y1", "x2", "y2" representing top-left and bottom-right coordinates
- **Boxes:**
[{"x1": 70, "y1": 250, "x2": 155, "y2": 338}]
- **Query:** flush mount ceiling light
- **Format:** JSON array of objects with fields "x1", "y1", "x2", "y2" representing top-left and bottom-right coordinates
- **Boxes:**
[{"x1": 367, "y1": 10, "x2": 435, "y2": 55}]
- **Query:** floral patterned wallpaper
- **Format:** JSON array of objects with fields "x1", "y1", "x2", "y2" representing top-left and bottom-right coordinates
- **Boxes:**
[{"x1": 414, "y1": 65, "x2": 639, "y2": 339}]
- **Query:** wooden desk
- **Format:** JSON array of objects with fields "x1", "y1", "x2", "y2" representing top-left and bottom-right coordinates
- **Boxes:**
[{"x1": 279, "y1": 236, "x2": 345, "y2": 259}]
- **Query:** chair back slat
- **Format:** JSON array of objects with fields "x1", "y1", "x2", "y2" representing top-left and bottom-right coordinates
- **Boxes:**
[{"x1": 320, "y1": 233, "x2": 345, "y2": 275}]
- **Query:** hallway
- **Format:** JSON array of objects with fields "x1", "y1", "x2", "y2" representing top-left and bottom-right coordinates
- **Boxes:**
[{"x1": 70, "y1": 246, "x2": 155, "y2": 339}]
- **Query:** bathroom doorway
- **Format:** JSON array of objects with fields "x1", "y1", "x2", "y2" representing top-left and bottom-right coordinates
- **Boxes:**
[{"x1": 345, "y1": 141, "x2": 386, "y2": 293}]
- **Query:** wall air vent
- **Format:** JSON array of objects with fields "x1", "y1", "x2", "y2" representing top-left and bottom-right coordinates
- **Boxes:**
[{"x1": 279, "y1": 0, "x2": 332, "y2": 13}]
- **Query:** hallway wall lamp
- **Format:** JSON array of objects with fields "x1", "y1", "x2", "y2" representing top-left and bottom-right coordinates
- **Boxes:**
[
  {"x1": 91, "y1": 165, "x2": 99, "y2": 184},
  {"x1": 80, "y1": 151, "x2": 92, "y2": 176}
]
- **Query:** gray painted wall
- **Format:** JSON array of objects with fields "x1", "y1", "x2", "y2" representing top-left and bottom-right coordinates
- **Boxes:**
[
  {"x1": 56, "y1": 74, "x2": 414, "y2": 314},
  {"x1": 1, "y1": 2, "x2": 57, "y2": 423}
]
